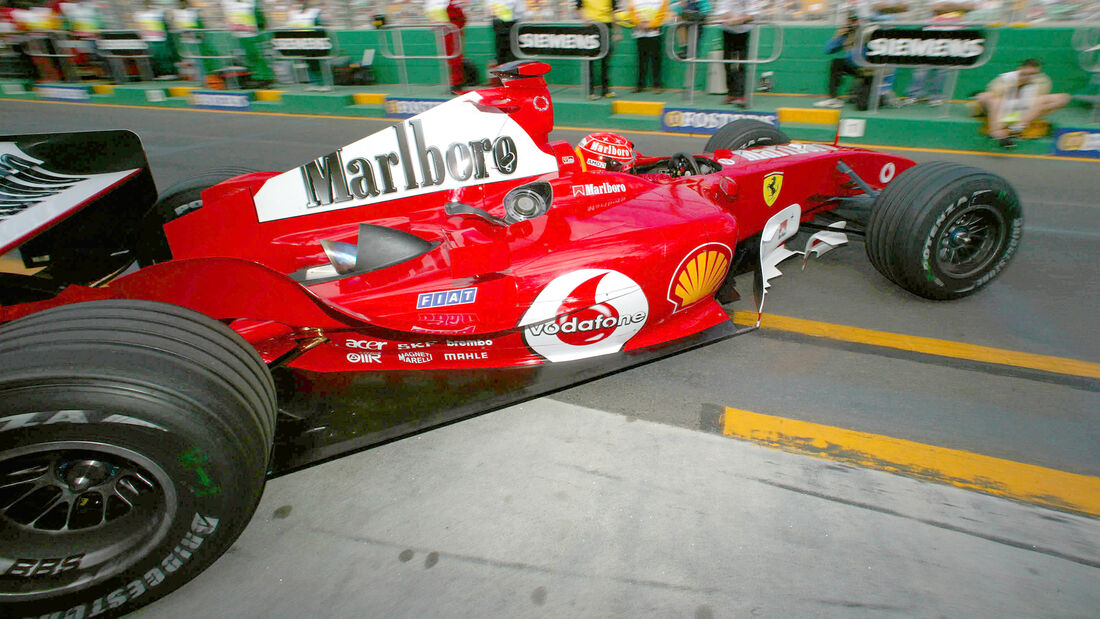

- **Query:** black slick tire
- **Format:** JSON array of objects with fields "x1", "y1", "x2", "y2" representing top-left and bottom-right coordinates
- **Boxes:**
[
  {"x1": 0, "y1": 300, "x2": 276, "y2": 617},
  {"x1": 865, "y1": 161, "x2": 1023, "y2": 300},
  {"x1": 152, "y1": 167, "x2": 258, "y2": 223},
  {"x1": 705, "y1": 119, "x2": 790, "y2": 152}
]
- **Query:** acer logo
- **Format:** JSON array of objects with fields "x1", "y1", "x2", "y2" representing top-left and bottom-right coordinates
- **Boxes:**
[{"x1": 300, "y1": 119, "x2": 520, "y2": 208}]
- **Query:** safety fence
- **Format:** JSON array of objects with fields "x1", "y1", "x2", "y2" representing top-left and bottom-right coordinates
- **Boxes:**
[
  {"x1": 1073, "y1": 25, "x2": 1100, "y2": 122},
  {"x1": 378, "y1": 23, "x2": 461, "y2": 93},
  {"x1": 1, "y1": 22, "x2": 1094, "y2": 113},
  {"x1": 667, "y1": 22, "x2": 783, "y2": 106}
]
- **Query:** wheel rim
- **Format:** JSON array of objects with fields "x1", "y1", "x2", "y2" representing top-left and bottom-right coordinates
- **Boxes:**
[
  {"x1": 934, "y1": 203, "x2": 1007, "y2": 279},
  {"x1": 0, "y1": 441, "x2": 176, "y2": 602}
]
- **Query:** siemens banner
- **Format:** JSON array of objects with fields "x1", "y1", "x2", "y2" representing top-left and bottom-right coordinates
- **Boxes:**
[
  {"x1": 860, "y1": 26, "x2": 988, "y2": 67},
  {"x1": 512, "y1": 22, "x2": 608, "y2": 59},
  {"x1": 270, "y1": 29, "x2": 334, "y2": 58}
]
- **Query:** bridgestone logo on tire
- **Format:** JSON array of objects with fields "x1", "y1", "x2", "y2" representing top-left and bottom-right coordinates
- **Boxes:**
[{"x1": 55, "y1": 513, "x2": 219, "y2": 618}]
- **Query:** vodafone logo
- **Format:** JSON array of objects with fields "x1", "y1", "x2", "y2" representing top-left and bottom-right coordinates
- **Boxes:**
[
  {"x1": 521, "y1": 269, "x2": 648, "y2": 362},
  {"x1": 879, "y1": 162, "x2": 896, "y2": 184}
]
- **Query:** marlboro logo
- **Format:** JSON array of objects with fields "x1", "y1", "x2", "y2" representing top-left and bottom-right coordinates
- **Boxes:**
[
  {"x1": 300, "y1": 119, "x2": 520, "y2": 209},
  {"x1": 571, "y1": 182, "x2": 626, "y2": 197}
]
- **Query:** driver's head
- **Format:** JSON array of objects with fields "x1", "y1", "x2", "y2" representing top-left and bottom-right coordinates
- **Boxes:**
[
  {"x1": 577, "y1": 132, "x2": 635, "y2": 172},
  {"x1": 1018, "y1": 58, "x2": 1041, "y2": 84}
]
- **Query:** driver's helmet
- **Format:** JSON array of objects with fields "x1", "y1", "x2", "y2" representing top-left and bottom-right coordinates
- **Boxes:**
[{"x1": 576, "y1": 132, "x2": 635, "y2": 172}]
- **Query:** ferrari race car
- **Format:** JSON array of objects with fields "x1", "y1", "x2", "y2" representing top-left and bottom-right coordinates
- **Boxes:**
[{"x1": 0, "y1": 61, "x2": 1022, "y2": 616}]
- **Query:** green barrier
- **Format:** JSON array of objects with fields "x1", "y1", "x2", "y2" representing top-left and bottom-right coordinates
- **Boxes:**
[{"x1": 322, "y1": 25, "x2": 1089, "y2": 99}]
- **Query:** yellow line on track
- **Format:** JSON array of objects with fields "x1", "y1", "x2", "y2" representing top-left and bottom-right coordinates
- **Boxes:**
[
  {"x1": 722, "y1": 407, "x2": 1100, "y2": 516},
  {"x1": 731, "y1": 310, "x2": 1100, "y2": 380}
]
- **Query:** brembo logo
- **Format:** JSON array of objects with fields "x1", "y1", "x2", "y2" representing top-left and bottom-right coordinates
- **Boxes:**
[{"x1": 300, "y1": 119, "x2": 520, "y2": 208}]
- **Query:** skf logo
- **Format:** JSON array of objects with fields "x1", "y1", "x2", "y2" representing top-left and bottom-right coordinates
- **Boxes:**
[
  {"x1": 763, "y1": 172, "x2": 783, "y2": 207},
  {"x1": 668, "y1": 243, "x2": 732, "y2": 312}
]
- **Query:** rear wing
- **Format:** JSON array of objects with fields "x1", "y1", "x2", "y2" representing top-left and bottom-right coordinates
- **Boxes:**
[{"x1": 1, "y1": 131, "x2": 159, "y2": 297}]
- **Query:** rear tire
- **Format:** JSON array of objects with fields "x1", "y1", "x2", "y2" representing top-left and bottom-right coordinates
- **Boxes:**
[
  {"x1": 153, "y1": 167, "x2": 258, "y2": 223},
  {"x1": 865, "y1": 162, "x2": 1023, "y2": 300},
  {"x1": 0, "y1": 300, "x2": 276, "y2": 616},
  {"x1": 705, "y1": 119, "x2": 790, "y2": 152}
]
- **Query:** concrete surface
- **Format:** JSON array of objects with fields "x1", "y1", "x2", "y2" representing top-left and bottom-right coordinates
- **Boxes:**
[{"x1": 138, "y1": 400, "x2": 1100, "y2": 618}]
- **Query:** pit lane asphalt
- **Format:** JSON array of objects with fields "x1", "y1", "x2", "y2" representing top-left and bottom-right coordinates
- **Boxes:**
[{"x1": 3, "y1": 101, "x2": 1099, "y2": 616}]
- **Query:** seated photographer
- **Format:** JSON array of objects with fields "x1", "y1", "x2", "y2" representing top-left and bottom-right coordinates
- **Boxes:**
[{"x1": 974, "y1": 58, "x2": 1070, "y2": 149}]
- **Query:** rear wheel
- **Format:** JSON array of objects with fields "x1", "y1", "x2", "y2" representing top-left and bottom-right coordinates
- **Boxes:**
[
  {"x1": 0, "y1": 300, "x2": 276, "y2": 616},
  {"x1": 153, "y1": 167, "x2": 258, "y2": 223},
  {"x1": 705, "y1": 119, "x2": 790, "y2": 152},
  {"x1": 865, "y1": 161, "x2": 1023, "y2": 299}
]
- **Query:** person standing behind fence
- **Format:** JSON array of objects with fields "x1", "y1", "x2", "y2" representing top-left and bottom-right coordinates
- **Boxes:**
[
  {"x1": 223, "y1": 0, "x2": 274, "y2": 85},
  {"x1": 712, "y1": 0, "x2": 761, "y2": 107},
  {"x1": 425, "y1": 0, "x2": 468, "y2": 93},
  {"x1": 286, "y1": 0, "x2": 324, "y2": 27},
  {"x1": 169, "y1": 0, "x2": 203, "y2": 31},
  {"x1": 58, "y1": 0, "x2": 101, "y2": 39},
  {"x1": 813, "y1": 10, "x2": 860, "y2": 108},
  {"x1": 627, "y1": 0, "x2": 668, "y2": 92},
  {"x1": 577, "y1": 0, "x2": 617, "y2": 99},
  {"x1": 489, "y1": 0, "x2": 526, "y2": 66},
  {"x1": 167, "y1": 0, "x2": 203, "y2": 76},
  {"x1": 135, "y1": 0, "x2": 178, "y2": 78},
  {"x1": 286, "y1": 0, "x2": 327, "y2": 88},
  {"x1": 673, "y1": 0, "x2": 708, "y2": 91},
  {"x1": 11, "y1": 3, "x2": 64, "y2": 81}
]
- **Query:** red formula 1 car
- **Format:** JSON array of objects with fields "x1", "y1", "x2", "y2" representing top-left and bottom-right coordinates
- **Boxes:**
[{"x1": 0, "y1": 61, "x2": 1022, "y2": 616}]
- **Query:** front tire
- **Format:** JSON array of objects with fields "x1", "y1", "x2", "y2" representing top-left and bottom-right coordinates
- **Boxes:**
[
  {"x1": 865, "y1": 161, "x2": 1023, "y2": 300},
  {"x1": 0, "y1": 300, "x2": 276, "y2": 616},
  {"x1": 705, "y1": 119, "x2": 790, "y2": 152}
]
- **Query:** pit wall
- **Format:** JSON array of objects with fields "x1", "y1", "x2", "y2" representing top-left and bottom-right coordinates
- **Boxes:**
[{"x1": 349, "y1": 25, "x2": 1087, "y2": 97}]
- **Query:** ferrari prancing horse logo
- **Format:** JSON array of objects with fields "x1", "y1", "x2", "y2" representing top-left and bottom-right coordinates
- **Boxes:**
[{"x1": 763, "y1": 172, "x2": 783, "y2": 207}]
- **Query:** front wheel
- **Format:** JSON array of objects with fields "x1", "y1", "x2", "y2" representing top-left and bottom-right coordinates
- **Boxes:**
[
  {"x1": 704, "y1": 119, "x2": 790, "y2": 152},
  {"x1": 0, "y1": 300, "x2": 276, "y2": 616},
  {"x1": 865, "y1": 161, "x2": 1023, "y2": 300}
]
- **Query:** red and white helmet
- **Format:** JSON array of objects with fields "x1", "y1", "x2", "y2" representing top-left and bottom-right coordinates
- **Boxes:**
[{"x1": 576, "y1": 132, "x2": 635, "y2": 171}]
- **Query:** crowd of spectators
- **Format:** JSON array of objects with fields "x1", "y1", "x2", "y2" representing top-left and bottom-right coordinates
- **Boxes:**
[
  {"x1": 3, "y1": 0, "x2": 1096, "y2": 37},
  {"x1": 0, "y1": 0, "x2": 1091, "y2": 148}
]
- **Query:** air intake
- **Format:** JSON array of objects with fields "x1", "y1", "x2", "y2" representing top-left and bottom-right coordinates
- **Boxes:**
[{"x1": 320, "y1": 224, "x2": 436, "y2": 275}]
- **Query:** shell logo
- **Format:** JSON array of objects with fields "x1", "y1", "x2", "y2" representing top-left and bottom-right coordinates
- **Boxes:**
[{"x1": 668, "y1": 243, "x2": 733, "y2": 312}]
